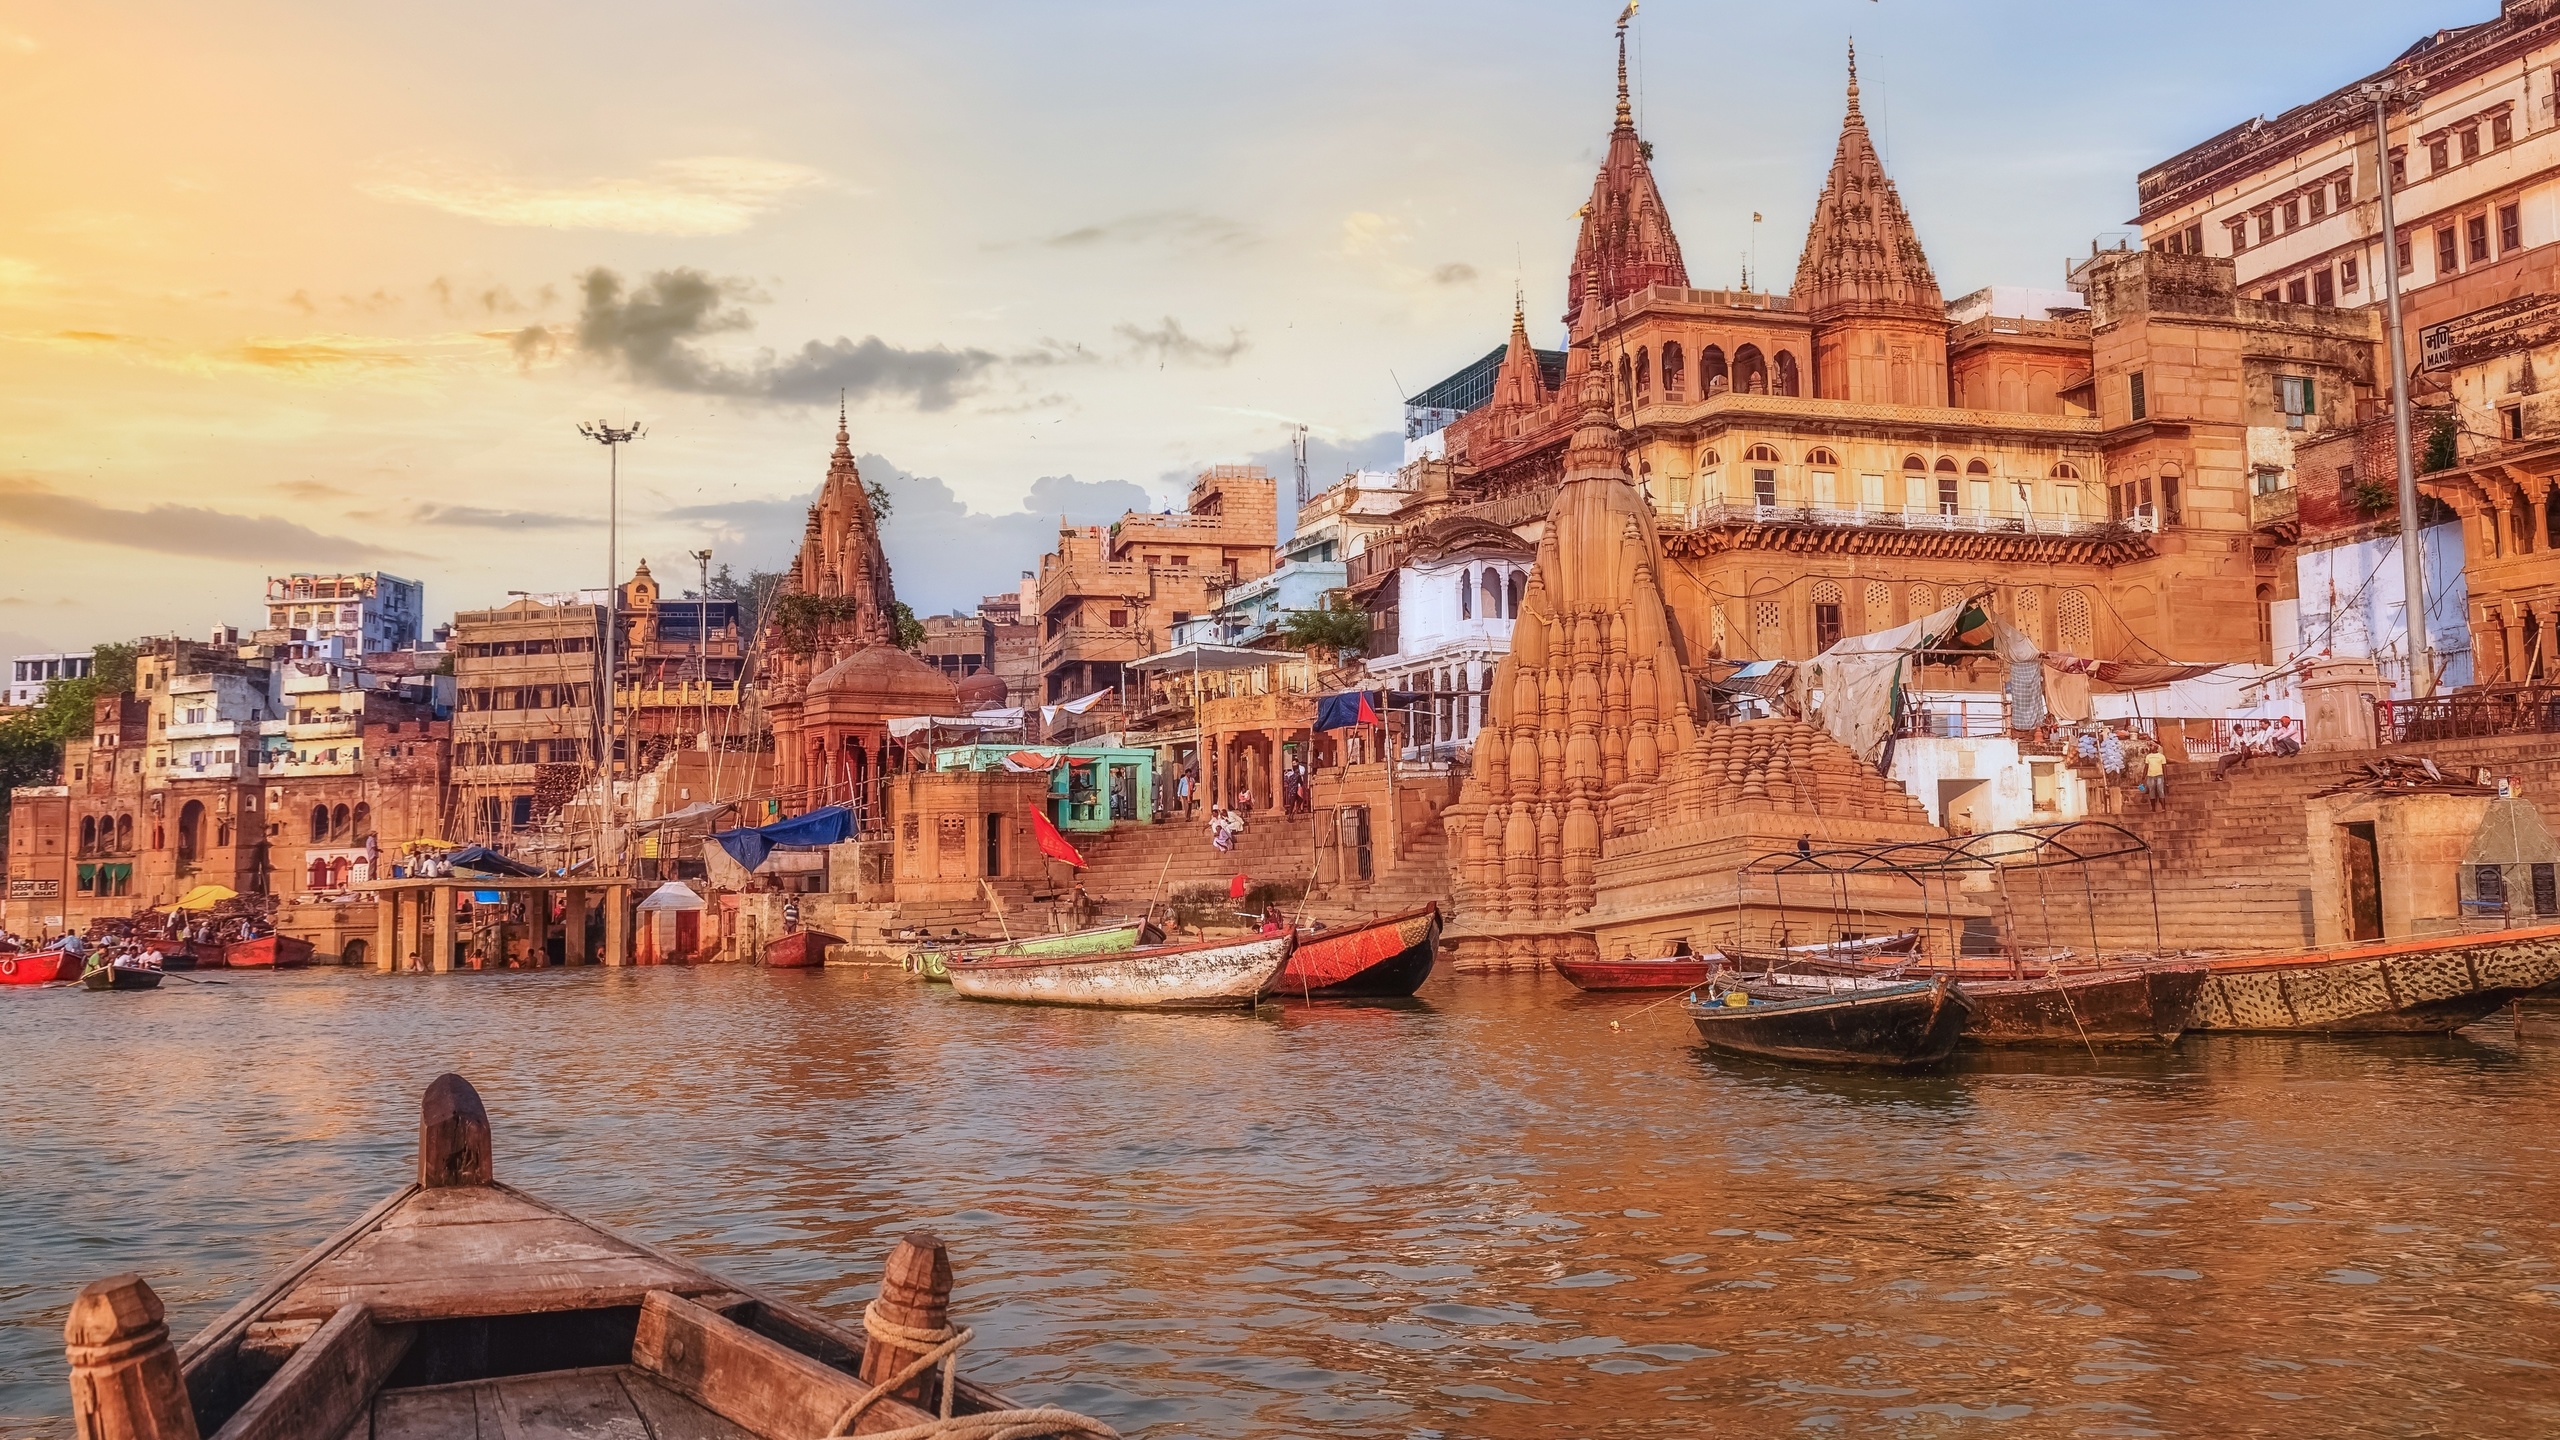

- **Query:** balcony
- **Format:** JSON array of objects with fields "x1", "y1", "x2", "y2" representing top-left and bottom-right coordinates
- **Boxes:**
[
  {"x1": 165, "y1": 718, "x2": 252, "y2": 742},
  {"x1": 1670, "y1": 501, "x2": 2156, "y2": 562},
  {"x1": 1041, "y1": 625, "x2": 1147, "y2": 670},
  {"x1": 2250, "y1": 485, "x2": 2299, "y2": 539},
  {"x1": 620, "y1": 682, "x2": 740, "y2": 709}
]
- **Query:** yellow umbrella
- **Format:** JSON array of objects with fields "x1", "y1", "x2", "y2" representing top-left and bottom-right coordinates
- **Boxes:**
[
  {"x1": 401, "y1": 837, "x2": 461, "y2": 854},
  {"x1": 170, "y1": 884, "x2": 239, "y2": 911}
]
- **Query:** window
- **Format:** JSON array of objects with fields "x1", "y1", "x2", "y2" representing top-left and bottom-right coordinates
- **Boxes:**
[
  {"x1": 2397, "y1": 229, "x2": 2415, "y2": 273},
  {"x1": 2336, "y1": 177, "x2": 2355, "y2": 209},
  {"x1": 2308, "y1": 188, "x2": 2327, "y2": 221},
  {"x1": 2228, "y1": 220, "x2": 2250, "y2": 253},
  {"x1": 1459, "y1": 570, "x2": 1473, "y2": 620},
  {"x1": 1814, "y1": 603, "x2": 1843, "y2": 651},
  {"x1": 2430, "y1": 138, "x2": 2450, "y2": 171},
  {"x1": 2253, "y1": 466, "x2": 2288, "y2": 495},
  {"x1": 1810, "y1": 469, "x2": 1837, "y2": 505},
  {"x1": 2283, "y1": 198, "x2": 2301, "y2": 231},
  {"x1": 2536, "y1": 862, "x2": 2557, "y2": 917},
  {"x1": 2342, "y1": 256, "x2": 2360, "y2": 293},
  {"x1": 2478, "y1": 863, "x2": 2507, "y2": 911},
  {"x1": 2494, "y1": 112, "x2": 2515, "y2": 148},
  {"x1": 2261, "y1": 289, "x2": 2282, "y2": 304},
  {"x1": 1937, "y1": 473, "x2": 1960, "y2": 516},
  {"x1": 2438, "y1": 226, "x2": 2459, "y2": 273},
  {"x1": 2461, "y1": 127, "x2": 2482, "y2": 163},
  {"x1": 1753, "y1": 469, "x2": 1778, "y2": 508},
  {"x1": 2506, "y1": 405, "x2": 2526, "y2": 441},
  {"x1": 2313, "y1": 269, "x2": 2335, "y2": 306},
  {"x1": 1860, "y1": 473, "x2": 1885, "y2": 508},
  {"x1": 2287, "y1": 276, "x2": 2309, "y2": 304},
  {"x1": 2181, "y1": 223, "x2": 2202, "y2": 254},
  {"x1": 2469, "y1": 214, "x2": 2492, "y2": 264},
  {"x1": 1106, "y1": 608, "x2": 1128, "y2": 628},
  {"x1": 2336, "y1": 463, "x2": 2358, "y2": 502},
  {"x1": 2129, "y1": 372, "x2": 2147, "y2": 422},
  {"x1": 2391, "y1": 151, "x2": 2408, "y2": 187},
  {"x1": 2501, "y1": 203, "x2": 2522, "y2": 254},
  {"x1": 2256, "y1": 212, "x2": 2275, "y2": 245},
  {"x1": 2278, "y1": 375, "x2": 2316, "y2": 429},
  {"x1": 1745, "y1": 444, "x2": 1781, "y2": 463}
]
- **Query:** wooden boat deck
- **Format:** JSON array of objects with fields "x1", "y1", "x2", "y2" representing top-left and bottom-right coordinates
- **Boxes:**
[{"x1": 359, "y1": 1365, "x2": 755, "y2": 1440}]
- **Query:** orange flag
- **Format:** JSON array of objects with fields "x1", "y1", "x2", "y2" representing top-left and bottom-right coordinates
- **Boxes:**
[{"x1": 1030, "y1": 807, "x2": 1085, "y2": 868}]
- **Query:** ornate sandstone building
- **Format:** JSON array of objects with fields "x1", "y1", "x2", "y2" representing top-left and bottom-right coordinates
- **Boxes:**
[{"x1": 762, "y1": 409, "x2": 956, "y2": 822}]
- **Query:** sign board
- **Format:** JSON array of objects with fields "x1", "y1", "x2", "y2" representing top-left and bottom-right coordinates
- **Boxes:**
[
  {"x1": 2419, "y1": 293, "x2": 2560, "y2": 372},
  {"x1": 8, "y1": 878, "x2": 60, "y2": 899}
]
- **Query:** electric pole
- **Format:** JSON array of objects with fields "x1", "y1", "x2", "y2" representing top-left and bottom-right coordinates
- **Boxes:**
[
  {"x1": 692, "y1": 547, "x2": 714, "y2": 752},
  {"x1": 579, "y1": 419, "x2": 643, "y2": 871},
  {"x1": 2366, "y1": 78, "x2": 2432, "y2": 697}
]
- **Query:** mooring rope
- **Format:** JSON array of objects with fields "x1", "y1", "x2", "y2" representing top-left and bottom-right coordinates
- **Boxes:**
[{"x1": 821, "y1": 1301, "x2": 1121, "y2": 1440}]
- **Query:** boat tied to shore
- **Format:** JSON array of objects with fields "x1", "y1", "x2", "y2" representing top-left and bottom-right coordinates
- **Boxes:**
[
  {"x1": 1688, "y1": 977, "x2": 1972, "y2": 1069},
  {"x1": 1275, "y1": 904, "x2": 1440, "y2": 997},
  {"x1": 909, "y1": 919, "x2": 1166, "y2": 982},
  {"x1": 762, "y1": 927, "x2": 844, "y2": 968},
  {"x1": 946, "y1": 930, "x2": 1293, "y2": 1010},
  {"x1": 61, "y1": 1074, "x2": 1121, "y2": 1440},
  {"x1": 2186, "y1": 922, "x2": 2560, "y2": 1033}
]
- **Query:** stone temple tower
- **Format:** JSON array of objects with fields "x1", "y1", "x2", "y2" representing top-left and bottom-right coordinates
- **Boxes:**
[{"x1": 1794, "y1": 43, "x2": 1948, "y2": 406}]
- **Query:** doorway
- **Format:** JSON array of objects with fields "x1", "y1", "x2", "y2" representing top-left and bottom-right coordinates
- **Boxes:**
[
  {"x1": 1937, "y1": 778, "x2": 1990, "y2": 836},
  {"x1": 2340, "y1": 821, "x2": 2384, "y2": 941}
]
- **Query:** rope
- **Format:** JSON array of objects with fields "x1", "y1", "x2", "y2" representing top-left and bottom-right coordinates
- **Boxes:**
[{"x1": 822, "y1": 1301, "x2": 1121, "y2": 1440}]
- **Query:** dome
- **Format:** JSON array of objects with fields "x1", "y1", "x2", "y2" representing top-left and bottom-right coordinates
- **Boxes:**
[
  {"x1": 803, "y1": 644, "x2": 959, "y2": 722},
  {"x1": 954, "y1": 672, "x2": 1010, "y2": 711}
]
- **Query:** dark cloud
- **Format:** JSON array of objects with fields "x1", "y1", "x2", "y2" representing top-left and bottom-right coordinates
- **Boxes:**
[
  {"x1": 0, "y1": 478, "x2": 410, "y2": 561},
  {"x1": 1431, "y1": 262, "x2": 1479, "y2": 285},
  {"x1": 570, "y1": 267, "x2": 1006, "y2": 411},
  {"x1": 664, "y1": 453, "x2": 1155, "y2": 614},
  {"x1": 1039, "y1": 210, "x2": 1256, "y2": 254},
  {"x1": 1115, "y1": 316, "x2": 1248, "y2": 368}
]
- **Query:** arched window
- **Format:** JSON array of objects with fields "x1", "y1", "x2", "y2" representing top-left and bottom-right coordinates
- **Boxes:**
[
  {"x1": 1482, "y1": 567, "x2": 1502, "y2": 620},
  {"x1": 1936, "y1": 458, "x2": 1961, "y2": 515},
  {"x1": 352, "y1": 801, "x2": 370, "y2": 839},
  {"x1": 1774, "y1": 350, "x2": 1801, "y2": 397},
  {"x1": 1507, "y1": 571, "x2": 1527, "y2": 617},
  {"x1": 1459, "y1": 567, "x2": 1474, "y2": 620},
  {"x1": 1634, "y1": 346, "x2": 1650, "y2": 397},
  {"x1": 116, "y1": 814, "x2": 132, "y2": 851},
  {"x1": 1699, "y1": 448, "x2": 1721, "y2": 468},
  {"x1": 1903, "y1": 455, "x2": 1927, "y2": 472},
  {"x1": 309, "y1": 805, "x2": 329, "y2": 843},
  {"x1": 309, "y1": 856, "x2": 329, "y2": 889},
  {"x1": 1966, "y1": 458, "x2": 1991, "y2": 475},
  {"x1": 178, "y1": 800, "x2": 204, "y2": 864},
  {"x1": 328, "y1": 856, "x2": 351, "y2": 889},
  {"x1": 1700, "y1": 346, "x2": 1730, "y2": 395},
  {"x1": 1806, "y1": 448, "x2": 1839, "y2": 466},
  {"x1": 1617, "y1": 355, "x2": 1633, "y2": 405},
  {"x1": 1661, "y1": 341, "x2": 1685, "y2": 397},
  {"x1": 2051, "y1": 462, "x2": 2080, "y2": 481},
  {"x1": 79, "y1": 816, "x2": 96, "y2": 854},
  {"x1": 1745, "y1": 443, "x2": 1782, "y2": 463},
  {"x1": 331, "y1": 803, "x2": 350, "y2": 841},
  {"x1": 1734, "y1": 345, "x2": 1768, "y2": 395}
]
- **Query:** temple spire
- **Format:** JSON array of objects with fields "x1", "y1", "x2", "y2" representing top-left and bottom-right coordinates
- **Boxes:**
[
  {"x1": 1846, "y1": 38, "x2": 1861, "y2": 122},
  {"x1": 1563, "y1": 1, "x2": 1685, "y2": 332},
  {"x1": 1614, "y1": 5, "x2": 1634, "y2": 131}
]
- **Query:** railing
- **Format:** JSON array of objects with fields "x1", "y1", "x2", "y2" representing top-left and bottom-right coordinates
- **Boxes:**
[
  {"x1": 618, "y1": 683, "x2": 740, "y2": 708},
  {"x1": 2376, "y1": 686, "x2": 2560, "y2": 745},
  {"x1": 1682, "y1": 501, "x2": 2127, "y2": 538},
  {"x1": 1895, "y1": 697, "x2": 2012, "y2": 740}
]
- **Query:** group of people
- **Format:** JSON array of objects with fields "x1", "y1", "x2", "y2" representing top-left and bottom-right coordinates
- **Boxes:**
[
  {"x1": 2212, "y1": 716, "x2": 2304, "y2": 779},
  {"x1": 1206, "y1": 803, "x2": 1249, "y2": 852},
  {"x1": 2071, "y1": 724, "x2": 2172, "y2": 809},
  {"x1": 1168, "y1": 759, "x2": 1317, "y2": 824}
]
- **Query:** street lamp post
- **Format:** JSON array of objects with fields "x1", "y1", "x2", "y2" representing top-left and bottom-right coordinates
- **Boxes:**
[
  {"x1": 2365, "y1": 78, "x2": 2432, "y2": 697},
  {"x1": 692, "y1": 548, "x2": 714, "y2": 752},
  {"x1": 579, "y1": 420, "x2": 643, "y2": 871}
]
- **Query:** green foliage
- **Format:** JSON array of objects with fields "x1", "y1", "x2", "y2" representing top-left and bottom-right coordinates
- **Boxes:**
[
  {"x1": 1280, "y1": 600, "x2": 1369, "y2": 651},
  {"x1": 893, "y1": 601, "x2": 926, "y2": 651},
  {"x1": 767, "y1": 592, "x2": 865, "y2": 656},
  {"x1": 2350, "y1": 478, "x2": 2397, "y2": 515},
  {"x1": 0, "y1": 642, "x2": 138, "y2": 835},
  {"x1": 2422, "y1": 416, "x2": 2459, "y2": 474},
  {"x1": 867, "y1": 478, "x2": 894, "y2": 523},
  {"x1": 710, "y1": 564, "x2": 788, "y2": 640}
]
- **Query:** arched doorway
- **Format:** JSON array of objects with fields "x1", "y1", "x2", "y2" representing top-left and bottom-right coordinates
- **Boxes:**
[
  {"x1": 178, "y1": 800, "x2": 205, "y2": 866},
  {"x1": 341, "y1": 938, "x2": 369, "y2": 969}
]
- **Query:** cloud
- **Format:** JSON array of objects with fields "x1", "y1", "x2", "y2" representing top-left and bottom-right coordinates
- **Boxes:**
[
  {"x1": 569, "y1": 266, "x2": 1015, "y2": 409},
  {"x1": 409, "y1": 503, "x2": 586, "y2": 530},
  {"x1": 0, "y1": 256, "x2": 54, "y2": 294},
  {"x1": 235, "y1": 338, "x2": 415, "y2": 372},
  {"x1": 1039, "y1": 211, "x2": 1255, "y2": 254},
  {"x1": 1431, "y1": 262, "x2": 1479, "y2": 285},
  {"x1": 1114, "y1": 316, "x2": 1248, "y2": 368},
  {"x1": 360, "y1": 155, "x2": 826, "y2": 236},
  {"x1": 0, "y1": 477, "x2": 408, "y2": 561},
  {"x1": 1340, "y1": 211, "x2": 1408, "y2": 257}
]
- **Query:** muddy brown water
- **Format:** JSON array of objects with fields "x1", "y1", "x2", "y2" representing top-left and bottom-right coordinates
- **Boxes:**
[{"x1": 3, "y1": 967, "x2": 2556, "y2": 1437}]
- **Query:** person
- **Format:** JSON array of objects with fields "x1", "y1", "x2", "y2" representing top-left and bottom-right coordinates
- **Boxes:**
[
  {"x1": 1208, "y1": 805, "x2": 1235, "y2": 853},
  {"x1": 1175, "y1": 770, "x2": 1192, "y2": 820},
  {"x1": 2143, "y1": 745, "x2": 2168, "y2": 807},
  {"x1": 1260, "y1": 902, "x2": 1285, "y2": 936},
  {"x1": 783, "y1": 897, "x2": 801, "y2": 935},
  {"x1": 1236, "y1": 784, "x2": 1254, "y2": 818}
]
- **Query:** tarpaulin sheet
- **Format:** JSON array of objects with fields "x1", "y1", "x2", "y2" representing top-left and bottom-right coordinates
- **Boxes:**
[
  {"x1": 710, "y1": 805, "x2": 854, "y2": 872},
  {"x1": 1316, "y1": 690, "x2": 1382, "y2": 730},
  {"x1": 446, "y1": 845, "x2": 542, "y2": 877},
  {"x1": 1792, "y1": 600, "x2": 1974, "y2": 765}
]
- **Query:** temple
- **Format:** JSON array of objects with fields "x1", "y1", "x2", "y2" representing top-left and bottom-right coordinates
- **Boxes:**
[{"x1": 761, "y1": 406, "x2": 956, "y2": 822}]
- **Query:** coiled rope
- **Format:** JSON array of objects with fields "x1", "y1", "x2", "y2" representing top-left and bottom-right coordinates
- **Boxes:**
[{"x1": 822, "y1": 1301, "x2": 1121, "y2": 1440}]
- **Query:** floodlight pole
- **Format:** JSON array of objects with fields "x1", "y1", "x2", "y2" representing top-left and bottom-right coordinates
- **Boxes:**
[
  {"x1": 579, "y1": 420, "x2": 643, "y2": 872},
  {"x1": 692, "y1": 547, "x2": 714, "y2": 751}
]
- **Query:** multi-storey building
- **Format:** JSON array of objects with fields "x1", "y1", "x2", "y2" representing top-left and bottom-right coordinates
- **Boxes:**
[
  {"x1": 448, "y1": 599, "x2": 604, "y2": 842},
  {"x1": 1033, "y1": 465, "x2": 1278, "y2": 704},
  {"x1": 262, "y1": 572, "x2": 425, "y2": 657},
  {"x1": 613, "y1": 559, "x2": 745, "y2": 760},
  {"x1": 7, "y1": 651, "x2": 92, "y2": 709}
]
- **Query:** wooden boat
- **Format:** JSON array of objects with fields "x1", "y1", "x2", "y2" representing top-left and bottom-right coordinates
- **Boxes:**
[
  {"x1": 2188, "y1": 923, "x2": 2560, "y2": 1034},
  {"x1": 1688, "y1": 977, "x2": 1971, "y2": 1069},
  {"x1": 1276, "y1": 904, "x2": 1439, "y2": 997},
  {"x1": 61, "y1": 1075, "x2": 1118, "y2": 1440},
  {"x1": 1960, "y1": 966, "x2": 2206, "y2": 1047},
  {"x1": 1552, "y1": 952, "x2": 1725, "y2": 992},
  {"x1": 914, "y1": 919, "x2": 1166, "y2": 983},
  {"x1": 0, "y1": 946, "x2": 83, "y2": 985},
  {"x1": 81, "y1": 956, "x2": 165, "y2": 991},
  {"x1": 225, "y1": 934, "x2": 315, "y2": 969},
  {"x1": 761, "y1": 928, "x2": 842, "y2": 968},
  {"x1": 948, "y1": 931, "x2": 1293, "y2": 1010}
]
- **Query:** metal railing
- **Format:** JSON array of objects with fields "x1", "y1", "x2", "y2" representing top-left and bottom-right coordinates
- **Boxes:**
[
  {"x1": 1681, "y1": 501, "x2": 2133, "y2": 538},
  {"x1": 2376, "y1": 685, "x2": 2560, "y2": 745}
]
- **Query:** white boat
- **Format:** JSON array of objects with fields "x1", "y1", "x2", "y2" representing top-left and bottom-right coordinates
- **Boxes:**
[{"x1": 947, "y1": 931, "x2": 1295, "y2": 1010}]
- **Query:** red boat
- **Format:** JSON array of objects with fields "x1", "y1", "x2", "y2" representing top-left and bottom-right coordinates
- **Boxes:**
[
  {"x1": 1552, "y1": 951, "x2": 1727, "y2": 992},
  {"x1": 0, "y1": 947, "x2": 83, "y2": 986},
  {"x1": 224, "y1": 934, "x2": 315, "y2": 969},
  {"x1": 762, "y1": 928, "x2": 843, "y2": 968},
  {"x1": 1276, "y1": 905, "x2": 1440, "y2": 998}
]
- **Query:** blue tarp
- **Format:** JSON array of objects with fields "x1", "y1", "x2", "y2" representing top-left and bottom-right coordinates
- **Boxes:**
[
  {"x1": 710, "y1": 805, "x2": 855, "y2": 872},
  {"x1": 447, "y1": 845, "x2": 542, "y2": 877},
  {"x1": 1314, "y1": 690, "x2": 1422, "y2": 731}
]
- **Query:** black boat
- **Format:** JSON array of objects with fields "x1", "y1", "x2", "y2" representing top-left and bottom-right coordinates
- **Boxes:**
[
  {"x1": 1277, "y1": 904, "x2": 1440, "y2": 998},
  {"x1": 81, "y1": 956, "x2": 164, "y2": 991},
  {"x1": 1688, "y1": 977, "x2": 1970, "y2": 1069}
]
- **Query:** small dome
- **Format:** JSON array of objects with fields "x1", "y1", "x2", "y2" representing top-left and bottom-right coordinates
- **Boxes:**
[
  {"x1": 954, "y1": 672, "x2": 1010, "y2": 711},
  {"x1": 808, "y1": 645, "x2": 960, "y2": 710}
]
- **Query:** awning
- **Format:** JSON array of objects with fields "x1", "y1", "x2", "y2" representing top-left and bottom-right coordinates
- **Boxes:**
[
  {"x1": 630, "y1": 799, "x2": 734, "y2": 832},
  {"x1": 1128, "y1": 642, "x2": 1281, "y2": 674},
  {"x1": 637, "y1": 881, "x2": 707, "y2": 912},
  {"x1": 1001, "y1": 750, "x2": 1064, "y2": 773},
  {"x1": 446, "y1": 845, "x2": 543, "y2": 878},
  {"x1": 1314, "y1": 689, "x2": 1423, "y2": 730},
  {"x1": 709, "y1": 805, "x2": 855, "y2": 872},
  {"x1": 887, "y1": 712, "x2": 1027, "y2": 739},
  {"x1": 170, "y1": 884, "x2": 239, "y2": 911}
]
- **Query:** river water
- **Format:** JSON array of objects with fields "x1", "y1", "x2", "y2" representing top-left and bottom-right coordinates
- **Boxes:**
[{"x1": 3, "y1": 967, "x2": 2557, "y2": 1438}]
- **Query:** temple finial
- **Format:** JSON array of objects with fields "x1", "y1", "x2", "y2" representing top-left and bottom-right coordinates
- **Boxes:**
[
  {"x1": 1846, "y1": 38, "x2": 1861, "y2": 118},
  {"x1": 837, "y1": 388, "x2": 848, "y2": 439},
  {"x1": 1614, "y1": 2, "x2": 1636, "y2": 129}
]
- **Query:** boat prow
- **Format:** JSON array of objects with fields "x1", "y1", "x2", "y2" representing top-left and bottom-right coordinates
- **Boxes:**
[
  {"x1": 1278, "y1": 905, "x2": 1440, "y2": 998},
  {"x1": 65, "y1": 1075, "x2": 1119, "y2": 1440},
  {"x1": 1689, "y1": 977, "x2": 1972, "y2": 1069}
]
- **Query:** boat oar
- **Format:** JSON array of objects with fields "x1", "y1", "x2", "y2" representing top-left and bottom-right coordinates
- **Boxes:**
[{"x1": 158, "y1": 969, "x2": 228, "y2": 985}]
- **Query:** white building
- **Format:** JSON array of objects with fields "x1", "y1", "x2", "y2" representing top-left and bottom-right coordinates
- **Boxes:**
[
  {"x1": 263, "y1": 572, "x2": 424, "y2": 657},
  {"x1": 7, "y1": 651, "x2": 91, "y2": 708},
  {"x1": 1353, "y1": 515, "x2": 1536, "y2": 760}
]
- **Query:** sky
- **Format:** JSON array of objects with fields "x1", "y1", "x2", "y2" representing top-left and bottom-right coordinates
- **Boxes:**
[{"x1": 0, "y1": 0, "x2": 2494, "y2": 655}]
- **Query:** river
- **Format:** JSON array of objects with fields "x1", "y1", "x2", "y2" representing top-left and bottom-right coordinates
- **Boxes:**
[{"x1": 3, "y1": 967, "x2": 2556, "y2": 1438}]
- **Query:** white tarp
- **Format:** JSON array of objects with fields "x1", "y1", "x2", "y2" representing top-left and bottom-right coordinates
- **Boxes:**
[
  {"x1": 1793, "y1": 600, "x2": 1973, "y2": 764},
  {"x1": 2087, "y1": 664, "x2": 2304, "y2": 722}
]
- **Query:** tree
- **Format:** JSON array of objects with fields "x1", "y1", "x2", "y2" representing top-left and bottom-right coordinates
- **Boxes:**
[
  {"x1": 1280, "y1": 600, "x2": 1369, "y2": 652},
  {"x1": 0, "y1": 641, "x2": 139, "y2": 841},
  {"x1": 892, "y1": 601, "x2": 927, "y2": 651}
]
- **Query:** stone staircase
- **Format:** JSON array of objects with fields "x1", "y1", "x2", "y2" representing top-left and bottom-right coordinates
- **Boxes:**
[{"x1": 1065, "y1": 810, "x2": 1454, "y2": 930}]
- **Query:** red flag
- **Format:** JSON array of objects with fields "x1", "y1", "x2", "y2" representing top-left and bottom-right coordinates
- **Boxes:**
[
  {"x1": 1230, "y1": 873, "x2": 1251, "y2": 900},
  {"x1": 1030, "y1": 807, "x2": 1085, "y2": 868},
  {"x1": 1356, "y1": 692, "x2": 1380, "y2": 725}
]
